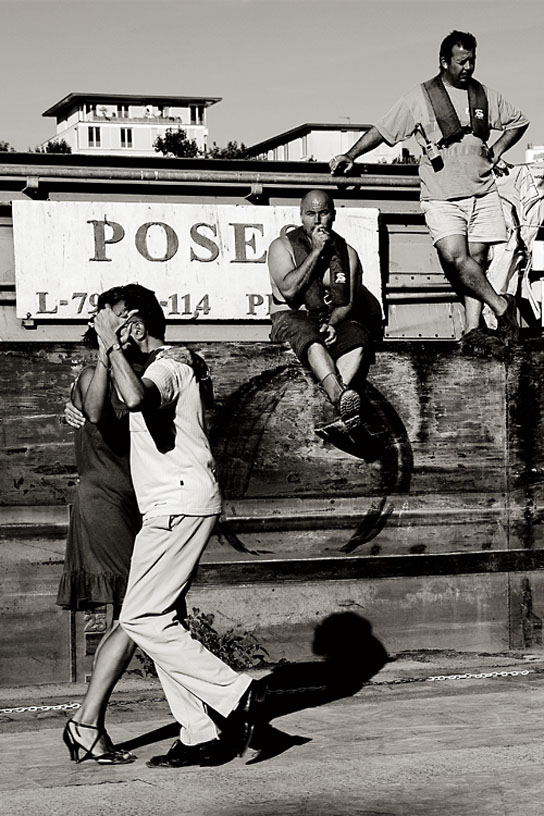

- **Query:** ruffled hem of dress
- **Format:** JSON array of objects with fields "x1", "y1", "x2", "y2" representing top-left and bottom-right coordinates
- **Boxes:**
[{"x1": 56, "y1": 570, "x2": 128, "y2": 611}]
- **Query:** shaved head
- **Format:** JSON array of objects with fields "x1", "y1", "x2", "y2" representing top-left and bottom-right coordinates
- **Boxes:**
[
  {"x1": 299, "y1": 189, "x2": 336, "y2": 236},
  {"x1": 300, "y1": 189, "x2": 334, "y2": 212}
]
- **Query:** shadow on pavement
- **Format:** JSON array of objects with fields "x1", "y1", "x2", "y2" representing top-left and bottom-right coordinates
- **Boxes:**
[
  {"x1": 117, "y1": 612, "x2": 389, "y2": 763},
  {"x1": 249, "y1": 612, "x2": 390, "y2": 763}
]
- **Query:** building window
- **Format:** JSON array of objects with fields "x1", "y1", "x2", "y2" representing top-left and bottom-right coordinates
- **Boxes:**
[
  {"x1": 120, "y1": 128, "x2": 133, "y2": 149},
  {"x1": 85, "y1": 103, "x2": 97, "y2": 118},
  {"x1": 189, "y1": 104, "x2": 204, "y2": 125},
  {"x1": 301, "y1": 135, "x2": 308, "y2": 157},
  {"x1": 88, "y1": 126, "x2": 101, "y2": 148},
  {"x1": 117, "y1": 104, "x2": 129, "y2": 119}
]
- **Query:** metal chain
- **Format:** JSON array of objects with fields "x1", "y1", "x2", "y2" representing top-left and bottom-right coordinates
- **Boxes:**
[
  {"x1": 0, "y1": 702, "x2": 81, "y2": 714},
  {"x1": 369, "y1": 668, "x2": 536, "y2": 686},
  {"x1": 1, "y1": 669, "x2": 543, "y2": 714},
  {"x1": 0, "y1": 696, "x2": 168, "y2": 715}
]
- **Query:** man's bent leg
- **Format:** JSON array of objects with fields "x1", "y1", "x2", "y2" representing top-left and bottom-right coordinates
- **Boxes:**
[
  {"x1": 120, "y1": 515, "x2": 251, "y2": 745},
  {"x1": 336, "y1": 346, "x2": 365, "y2": 387},
  {"x1": 463, "y1": 242, "x2": 490, "y2": 332},
  {"x1": 307, "y1": 342, "x2": 344, "y2": 404},
  {"x1": 435, "y1": 234, "x2": 507, "y2": 318}
]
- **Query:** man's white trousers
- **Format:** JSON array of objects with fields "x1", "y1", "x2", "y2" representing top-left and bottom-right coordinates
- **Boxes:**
[{"x1": 120, "y1": 514, "x2": 252, "y2": 744}]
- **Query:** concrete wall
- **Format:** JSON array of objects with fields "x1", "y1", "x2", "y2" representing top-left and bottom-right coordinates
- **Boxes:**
[{"x1": 0, "y1": 341, "x2": 543, "y2": 685}]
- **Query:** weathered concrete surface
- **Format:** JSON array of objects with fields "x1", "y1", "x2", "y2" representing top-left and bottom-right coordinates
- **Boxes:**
[
  {"x1": 1, "y1": 342, "x2": 543, "y2": 685},
  {"x1": 1, "y1": 653, "x2": 544, "y2": 815}
]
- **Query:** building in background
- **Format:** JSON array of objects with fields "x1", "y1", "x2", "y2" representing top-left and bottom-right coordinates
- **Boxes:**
[
  {"x1": 40, "y1": 93, "x2": 221, "y2": 157},
  {"x1": 246, "y1": 123, "x2": 405, "y2": 163}
]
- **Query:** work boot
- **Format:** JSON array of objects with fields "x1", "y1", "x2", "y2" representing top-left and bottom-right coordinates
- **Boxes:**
[
  {"x1": 458, "y1": 327, "x2": 506, "y2": 359},
  {"x1": 338, "y1": 388, "x2": 362, "y2": 432}
]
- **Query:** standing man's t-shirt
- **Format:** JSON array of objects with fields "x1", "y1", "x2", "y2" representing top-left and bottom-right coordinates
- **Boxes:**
[{"x1": 374, "y1": 83, "x2": 529, "y2": 200}]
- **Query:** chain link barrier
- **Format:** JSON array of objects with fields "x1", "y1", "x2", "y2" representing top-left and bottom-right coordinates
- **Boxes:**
[
  {"x1": 2, "y1": 668, "x2": 544, "y2": 715},
  {"x1": 369, "y1": 667, "x2": 540, "y2": 686},
  {"x1": 0, "y1": 696, "x2": 168, "y2": 716}
]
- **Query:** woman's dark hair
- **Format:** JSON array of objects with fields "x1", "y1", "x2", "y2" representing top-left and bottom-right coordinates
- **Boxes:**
[{"x1": 82, "y1": 286, "x2": 126, "y2": 349}]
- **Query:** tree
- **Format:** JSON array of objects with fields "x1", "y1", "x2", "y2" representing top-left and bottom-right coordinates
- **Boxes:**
[
  {"x1": 206, "y1": 140, "x2": 253, "y2": 159},
  {"x1": 34, "y1": 139, "x2": 72, "y2": 154},
  {"x1": 153, "y1": 128, "x2": 200, "y2": 158},
  {"x1": 0, "y1": 140, "x2": 15, "y2": 152},
  {"x1": 45, "y1": 139, "x2": 72, "y2": 154}
]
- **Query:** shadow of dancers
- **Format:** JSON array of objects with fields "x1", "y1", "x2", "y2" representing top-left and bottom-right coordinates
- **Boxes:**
[
  {"x1": 247, "y1": 612, "x2": 390, "y2": 764},
  {"x1": 117, "y1": 612, "x2": 389, "y2": 762}
]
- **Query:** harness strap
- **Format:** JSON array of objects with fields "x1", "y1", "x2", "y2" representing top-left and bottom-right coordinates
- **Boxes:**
[{"x1": 422, "y1": 75, "x2": 490, "y2": 146}]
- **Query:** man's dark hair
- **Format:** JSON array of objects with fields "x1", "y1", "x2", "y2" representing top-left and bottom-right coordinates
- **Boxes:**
[
  {"x1": 122, "y1": 283, "x2": 166, "y2": 341},
  {"x1": 439, "y1": 30, "x2": 477, "y2": 69},
  {"x1": 82, "y1": 285, "x2": 126, "y2": 349}
]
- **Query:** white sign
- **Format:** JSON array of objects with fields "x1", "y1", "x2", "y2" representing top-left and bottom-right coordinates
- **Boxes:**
[{"x1": 12, "y1": 201, "x2": 381, "y2": 321}]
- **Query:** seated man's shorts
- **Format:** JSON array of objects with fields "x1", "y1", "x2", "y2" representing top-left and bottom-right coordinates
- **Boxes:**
[
  {"x1": 270, "y1": 310, "x2": 371, "y2": 364},
  {"x1": 421, "y1": 189, "x2": 507, "y2": 245}
]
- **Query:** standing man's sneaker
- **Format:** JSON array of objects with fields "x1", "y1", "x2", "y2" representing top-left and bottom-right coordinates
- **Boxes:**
[
  {"x1": 338, "y1": 388, "x2": 361, "y2": 432},
  {"x1": 496, "y1": 294, "x2": 519, "y2": 345}
]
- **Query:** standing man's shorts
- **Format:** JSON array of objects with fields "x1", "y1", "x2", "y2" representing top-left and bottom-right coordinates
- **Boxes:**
[
  {"x1": 270, "y1": 310, "x2": 371, "y2": 365},
  {"x1": 421, "y1": 189, "x2": 507, "y2": 245}
]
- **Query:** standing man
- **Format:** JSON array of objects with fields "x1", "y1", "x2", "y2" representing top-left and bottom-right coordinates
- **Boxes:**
[
  {"x1": 330, "y1": 31, "x2": 529, "y2": 356},
  {"x1": 94, "y1": 283, "x2": 261, "y2": 768},
  {"x1": 268, "y1": 189, "x2": 374, "y2": 432}
]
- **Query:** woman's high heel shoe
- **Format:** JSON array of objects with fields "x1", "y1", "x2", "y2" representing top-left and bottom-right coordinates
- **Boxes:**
[{"x1": 63, "y1": 719, "x2": 136, "y2": 764}]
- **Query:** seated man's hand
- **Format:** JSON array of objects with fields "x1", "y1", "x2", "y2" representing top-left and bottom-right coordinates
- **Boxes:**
[
  {"x1": 64, "y1": 400, "x2": 86, "y2": 429},
  {"x1": 320, "y1": 323, "x2": 337, "y2": 347},
  {"x1": 311, "y1": 225, "x2": 332, "y2": 252},
  {"x1": 329, "y1": 154, "x2": 354, "y2": 176}
]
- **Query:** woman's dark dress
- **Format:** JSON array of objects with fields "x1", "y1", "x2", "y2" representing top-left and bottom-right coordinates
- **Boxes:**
[{"x1": 56, "y1": 393, "x2": 141, "y2": 611}]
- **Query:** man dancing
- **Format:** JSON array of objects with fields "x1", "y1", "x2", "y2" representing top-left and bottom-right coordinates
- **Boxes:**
[{"x1": 94, "y1": 283, "x2": 262, "y2": 768}]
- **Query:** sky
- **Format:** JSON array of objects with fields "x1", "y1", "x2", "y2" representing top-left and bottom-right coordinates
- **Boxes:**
[{"x1": 0, "y1": 0, "x2": 542, "y2": 162}]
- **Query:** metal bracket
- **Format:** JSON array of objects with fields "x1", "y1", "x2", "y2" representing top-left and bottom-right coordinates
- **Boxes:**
[
  {"x1": 21, "y1": 312, "x2": 36, "y2": 329},
  {"x1": 245, "y1": 181, "x2": 269, "y2": 205},
  {"x1": 22, "y1": 177, "x2": 48, "y2": 200}
]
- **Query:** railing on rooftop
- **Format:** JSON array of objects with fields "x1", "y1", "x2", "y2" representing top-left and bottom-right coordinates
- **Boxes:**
[{"x1": 80, "y1": 114, "x2": 205, "y2": 126}]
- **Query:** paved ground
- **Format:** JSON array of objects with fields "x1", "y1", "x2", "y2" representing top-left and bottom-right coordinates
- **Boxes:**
[{"x1": 1, "y1": 651, "x2": 544, "y2": 816}]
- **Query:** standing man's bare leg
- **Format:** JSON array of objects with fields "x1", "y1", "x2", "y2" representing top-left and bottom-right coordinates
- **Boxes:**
[
  {"x1": 435, "y1": 235, "x2": 518, "y2": 349},
  {"x1": 436, "y1": 235, "x2": 506, "y2": 318}
]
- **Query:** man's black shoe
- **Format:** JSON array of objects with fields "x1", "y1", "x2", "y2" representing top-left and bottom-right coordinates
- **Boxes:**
[
  {"x1": 199, "y1": 736, "x2": 238, "y2": 766},
  {"x1": 496, "y1": 294, "x2": 519, "y2": 345},
  {"x1": 146, "y1": 738, "x2": 221, "y2": 768},
  {"x1": 225, "y1": 679, "x2": 267, "y2": 757}
]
